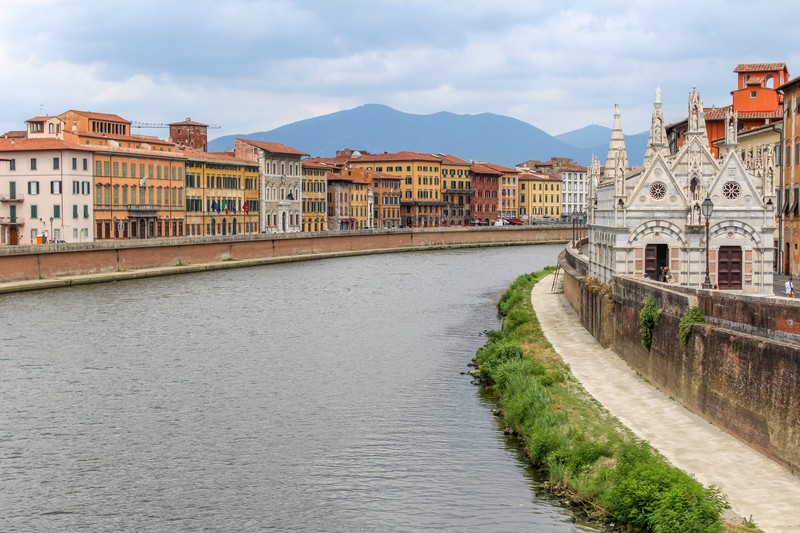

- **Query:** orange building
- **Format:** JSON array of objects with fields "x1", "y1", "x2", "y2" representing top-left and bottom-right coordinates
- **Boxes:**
[
  {"x1": 478, "y1": 161, "x2": 519, "y2": 221},
  {"x1": 667, "y1": 63, "x2": 788, "y2": 157},
  {"x1": 340, "y1": 167, "x2": 401, "y2": 228},
  {"x1": 347, "y1": 151, "x2": 445, "y2": 227},
  {"x1": 27, "y1": 110, "x2": 187, "y2": 240},
  {"x1": 779, "y1": 75, "x2": 800, "y2": 276}
]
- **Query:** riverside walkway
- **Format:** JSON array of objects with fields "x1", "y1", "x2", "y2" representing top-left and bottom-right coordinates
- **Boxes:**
[{"x1": 532, "y1": 275, "x2": 800, "y2": 533}]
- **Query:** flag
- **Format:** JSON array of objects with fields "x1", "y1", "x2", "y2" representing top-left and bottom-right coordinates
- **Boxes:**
[
  {"x1": 243, "y1": 201, "x2": 249, "y2": 214},
  {"x1": 211, "y1": 200, "x2": 219, "y2": 213},
  {"x1": 222, "y1": 200, "x2": 228, "y2": 214},
  {"x1": 287, "y1": 191, "x2": 294, "y2": 200}
]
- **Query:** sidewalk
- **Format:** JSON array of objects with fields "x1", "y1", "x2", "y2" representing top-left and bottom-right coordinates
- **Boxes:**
[{"x1": 531, "y1": 275, "x2": 800, "y2": 533}]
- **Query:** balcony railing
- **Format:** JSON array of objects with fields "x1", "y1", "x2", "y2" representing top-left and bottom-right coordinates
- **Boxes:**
[
  {"x1": 0, "y1": 193, "x2": 24, "y2": 202},
  {"x1": 0, "y1": 217, "x2": 25, "y2": 226}
]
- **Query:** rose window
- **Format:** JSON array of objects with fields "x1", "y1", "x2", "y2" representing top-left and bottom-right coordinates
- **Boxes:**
[
  {"x1": 649, "y1": 182, "x2": 667, "y2": 200},
  {"x1": 722, "y1": 181, "x2": 741, "y2": 200}
]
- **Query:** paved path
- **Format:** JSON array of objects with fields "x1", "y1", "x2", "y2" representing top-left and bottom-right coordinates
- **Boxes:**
[{"x1": 531, "y1": 275, "x2": 800, "y2": 532}]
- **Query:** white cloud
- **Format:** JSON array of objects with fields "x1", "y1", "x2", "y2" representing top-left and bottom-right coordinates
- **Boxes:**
[{"x1": 0, "y1": 0, "x2": 798, "y2": 143}]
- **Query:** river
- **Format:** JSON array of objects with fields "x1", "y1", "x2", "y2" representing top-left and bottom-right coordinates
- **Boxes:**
[{"x1": 0, "y1": 244, "x2": 599, "y2": 531}]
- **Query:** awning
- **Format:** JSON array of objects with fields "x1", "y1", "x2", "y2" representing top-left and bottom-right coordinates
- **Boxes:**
[
  {"x1": 340, "y1": 218, "x2": 355, "y2": 223},
  {"x1": 506, "y1": 218, "x2": 524, "y2": 225}
]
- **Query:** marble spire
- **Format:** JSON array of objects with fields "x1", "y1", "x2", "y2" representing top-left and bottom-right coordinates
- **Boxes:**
[
  {"x1": 686, "y1": 86, "x2": 708, "y2": 145},
  {"x1": 643, "y1": 87, "x2": 669, "y2": 166},
  {"x1": 605, "y1": 104, "x2": 629, "y2": 181}
]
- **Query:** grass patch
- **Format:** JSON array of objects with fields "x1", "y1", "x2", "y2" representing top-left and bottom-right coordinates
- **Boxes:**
[
  {"x1": 679, "y1": 306, "x2": 706, "y2": 347},
  {"x1": 474, "y1": 268, "x2": 729, "y2": 531}
]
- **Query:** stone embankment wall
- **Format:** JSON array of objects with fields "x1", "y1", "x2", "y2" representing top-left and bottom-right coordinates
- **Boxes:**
[
  {"x1": 0, "y1": 226, "x2": 570, "y2": 284},
  {"x1": 559, "y1": 250, "x2": 800, "y2": 475}
]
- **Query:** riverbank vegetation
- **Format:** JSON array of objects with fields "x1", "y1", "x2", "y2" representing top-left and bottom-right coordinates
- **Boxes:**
[{"x1": 474, "y1": 268, "x2": 730, "y2": 532}]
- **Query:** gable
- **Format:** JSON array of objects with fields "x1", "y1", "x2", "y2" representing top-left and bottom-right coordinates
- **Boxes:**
[
  {"x1": 627, "y1": 153, "x2": 689, "y2": 211},
  {"x1": 708, "y1": 152, "x2": 764, "y2": 209}
]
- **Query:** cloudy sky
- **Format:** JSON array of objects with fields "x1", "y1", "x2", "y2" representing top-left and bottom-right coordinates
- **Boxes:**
[{"x1": 1, "y1": 0, "x2": 797, "y2": 144}]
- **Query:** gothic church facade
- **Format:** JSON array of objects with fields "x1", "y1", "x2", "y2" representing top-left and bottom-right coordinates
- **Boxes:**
[{"x1": 588, "y1": 88, "x2": 775, "y2": 294}]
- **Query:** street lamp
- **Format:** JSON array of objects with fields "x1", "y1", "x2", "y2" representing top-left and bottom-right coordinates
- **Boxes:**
[
  {"x1": 701, "y1": 196, "x2": 714, "y2": 289},
  {"x1": 49, "y1": 216, "x2": 53, "y2": 243}
]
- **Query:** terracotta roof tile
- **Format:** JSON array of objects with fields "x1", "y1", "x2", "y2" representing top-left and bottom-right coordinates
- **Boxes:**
[
  {"x1": 169, "y1": 118, "x2": 208, "y2": 127},
  {"x1": 777, "y1": 75, "x2": 800, "y2": 91},
  {"x1": 475, "y1": 161, "x2": 517, "y2": 174},
  {"x1": 1, "y1": 131, "x2": 27, "y2": 139},
  {"x1": 470, "y1": 162, "x2": 503, "y2": 175},
  {"x1": 25, "y1": 115, "x2": 58, "y2": 123},
  {"x1": 432, "y1": 153, "x2": 471, "y2": 165},
  {"x1": 734, "y1": 63, "x2": 787, "y2": 73},
  {"x1": 0, "y1": 138, "x2": 92, "y2": 152},
  {"x1": 182, "y1": 149, "x2": 256, "y2": 165},
  {"x1": 237, "y1": 138, "x2": 308, "y2": 156},
  {"x1": 349, "y1": 151, "x2": 441, "y2": 163},
  {"x1": 66, "y1": 110, "x2": 130, "y2": 123}
]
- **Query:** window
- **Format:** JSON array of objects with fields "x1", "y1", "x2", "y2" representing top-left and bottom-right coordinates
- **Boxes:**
[
  {"x1": 8, "y1": 159, "x2": 15, "y2": 171},
  {"x1": 72, "y1": 158, "x2": 77, "y2": 170},
  {"x1": 750, "y1": 91, "x2": 757, "y2": 98},
  {"x1": 53, "y1": 157, "x2": 60, "y2": 170},
  {"x1": 53, "y1": 205, "x2": 61, "y2": 218},
  {"x1": 30, "y1": 158, "x2": 37, "y2": 170},
  {"x1": 83, "y1": 205, "x2": 89, "y2": 219},
  {"x1": 30, "y1": 205, "x2": 38, "y2": 218},
  {"x1": 50, "y1": 181, "x2": 62, "y2": 194},
  {"x1": 83, "y1": 158, "x2": 88, "y2": 171},
  {"x1": 103, "y1": 161, "x2": 110, "y2": 176},
  {"x1": 73, "y1": 205, "x2": 79, "y2": 218},
  {"x1": 28, "y1": 181, "x2": 39, "y2": 195},
  {"x1": 73, "y1": 180, "x2": 80, "y2": 194},
  {"x1": 82, "y1": 181, "x2": 91, "y2": 195}
]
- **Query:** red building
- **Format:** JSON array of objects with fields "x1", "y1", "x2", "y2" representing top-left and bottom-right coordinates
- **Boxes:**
[{"x1": 470, "y1": 162, "x2": 501, "y2": 224}]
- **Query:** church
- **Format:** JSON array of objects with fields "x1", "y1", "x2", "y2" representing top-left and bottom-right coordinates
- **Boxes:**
[{"x1": 587, "y1": 88, "x2": 776, "y2": 293}]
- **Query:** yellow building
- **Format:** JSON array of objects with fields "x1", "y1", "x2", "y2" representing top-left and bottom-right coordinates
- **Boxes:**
[
  {"x1": 183, "y1": 150, "x2": 260, "y2": 236},
  {"x1": 347, "y1": 151, "x2": 445, "y2": 227},
  {"x1": 518, "y1": 169, "x2": 562, "y2": 221},
  {"x1": 434, "y1": 153, "x2": 472, "y2": 225},
  {"x1": 27, "y1": 110, "x2": 187, "y2": 240},
  {"x1": 301, "y1": 161, "x2": 329, "y2": 232}
]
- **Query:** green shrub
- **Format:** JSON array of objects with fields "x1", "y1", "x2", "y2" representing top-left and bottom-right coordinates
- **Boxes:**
[
  {"x1": 639, "y1": 296, "x2": 662, "y2": 350},
  {"x1": 679, "y1": 306, "x2": 706, "y2": 347}
]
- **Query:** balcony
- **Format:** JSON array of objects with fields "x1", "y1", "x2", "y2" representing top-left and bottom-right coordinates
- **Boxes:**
[
  {"x1": 0, "y1": 193, "x2": 24, "y2": 203},
  {"x1": 126, "y1": 204, "x2": 160, "y2": 217},
  {"x1": 443, "y1": 188, "x2": 474, "y2": 194},
  {"x1": 0, "y1": 217, "x2": 25, "y2": 226}
]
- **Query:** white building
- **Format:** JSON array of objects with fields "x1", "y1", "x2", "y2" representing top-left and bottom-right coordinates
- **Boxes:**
[
  {"x1": 588, "y1": 88, "x2": 775, "y2": 293},
  {"x1": 234, "y1": 139, "x2": 307, "y2": 234},
  {"x1": 560, "y1": 163, "x2": 588, "y2": 217},
  {"x1": 0, "y1": 138, "x2": 94, "y2": 245}
]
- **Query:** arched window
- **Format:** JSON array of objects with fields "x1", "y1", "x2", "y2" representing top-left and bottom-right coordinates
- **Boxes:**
[{"x1": 766, "y1": 74, "x2": 775, "y2": 89}]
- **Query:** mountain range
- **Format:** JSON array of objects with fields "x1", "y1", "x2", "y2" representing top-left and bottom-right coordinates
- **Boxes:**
[{"x1": 208, "y1": 104, "x2": 648, "y2": 168}]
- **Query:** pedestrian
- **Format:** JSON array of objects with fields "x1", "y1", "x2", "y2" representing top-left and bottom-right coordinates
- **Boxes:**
[
  {"x1": 786, "y1": 276, "x2": 794, "y2": 298},
  {"x1": 663, "y1": 266, "x2": 673, "y2": 283}
]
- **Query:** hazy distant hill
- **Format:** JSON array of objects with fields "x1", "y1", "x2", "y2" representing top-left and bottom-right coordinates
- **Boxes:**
[
  {"x1": 556, "y1": 125, "x2": 649, "y2": 166},
  {"x1": 209, "y1": 104, "x2": 647, "y2": 167}
]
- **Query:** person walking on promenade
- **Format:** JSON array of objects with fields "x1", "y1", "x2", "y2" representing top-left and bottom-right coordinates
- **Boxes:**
[{"x1": 786, "y1": 276, "x2": 794, "y2": 298}]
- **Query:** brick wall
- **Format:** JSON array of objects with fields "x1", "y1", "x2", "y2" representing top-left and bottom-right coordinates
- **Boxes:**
[{"x1": 559, "y1": 252, "x2": 800, "y2": 474}]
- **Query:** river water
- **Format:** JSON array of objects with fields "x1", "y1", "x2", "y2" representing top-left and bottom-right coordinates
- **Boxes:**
[{"x1": 0, "y1": 244, "x2": 599, "y2": 532}]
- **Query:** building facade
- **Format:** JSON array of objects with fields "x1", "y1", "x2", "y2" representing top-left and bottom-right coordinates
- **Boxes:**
[
  {"x1": 0, "y1": 139, "x2": 94, "y2": 244},
  {"x1": 517, "y1": 169, "x2": 562, "y2": 221},
  {"x1": 31, "y1": 110, "x2": 187, "y2": 240},
  {"x1": 589, "y1": 88, "x2": 775, "y2": 294},
  {"x1": 347, "y1": 151, "x2": 445, "y2": 227},
  {"x1": 234, "y1": 139, "x2": 307, "y2": 234},
  {"x1": 779, "y1": 75, "x2": 800, "y2": 276},
  {"x1": 301, "y1": 161, "x2": 329, "y2": 232},
  {"x1": 183, "y1": 150, "x2": 259, "y2": 237},
  {"x1": 435, "y1": 153, "x2": 473, "y2": 225},
  {"x1": 470, "y1": 163, "x2": 501, "y2": 224}
]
